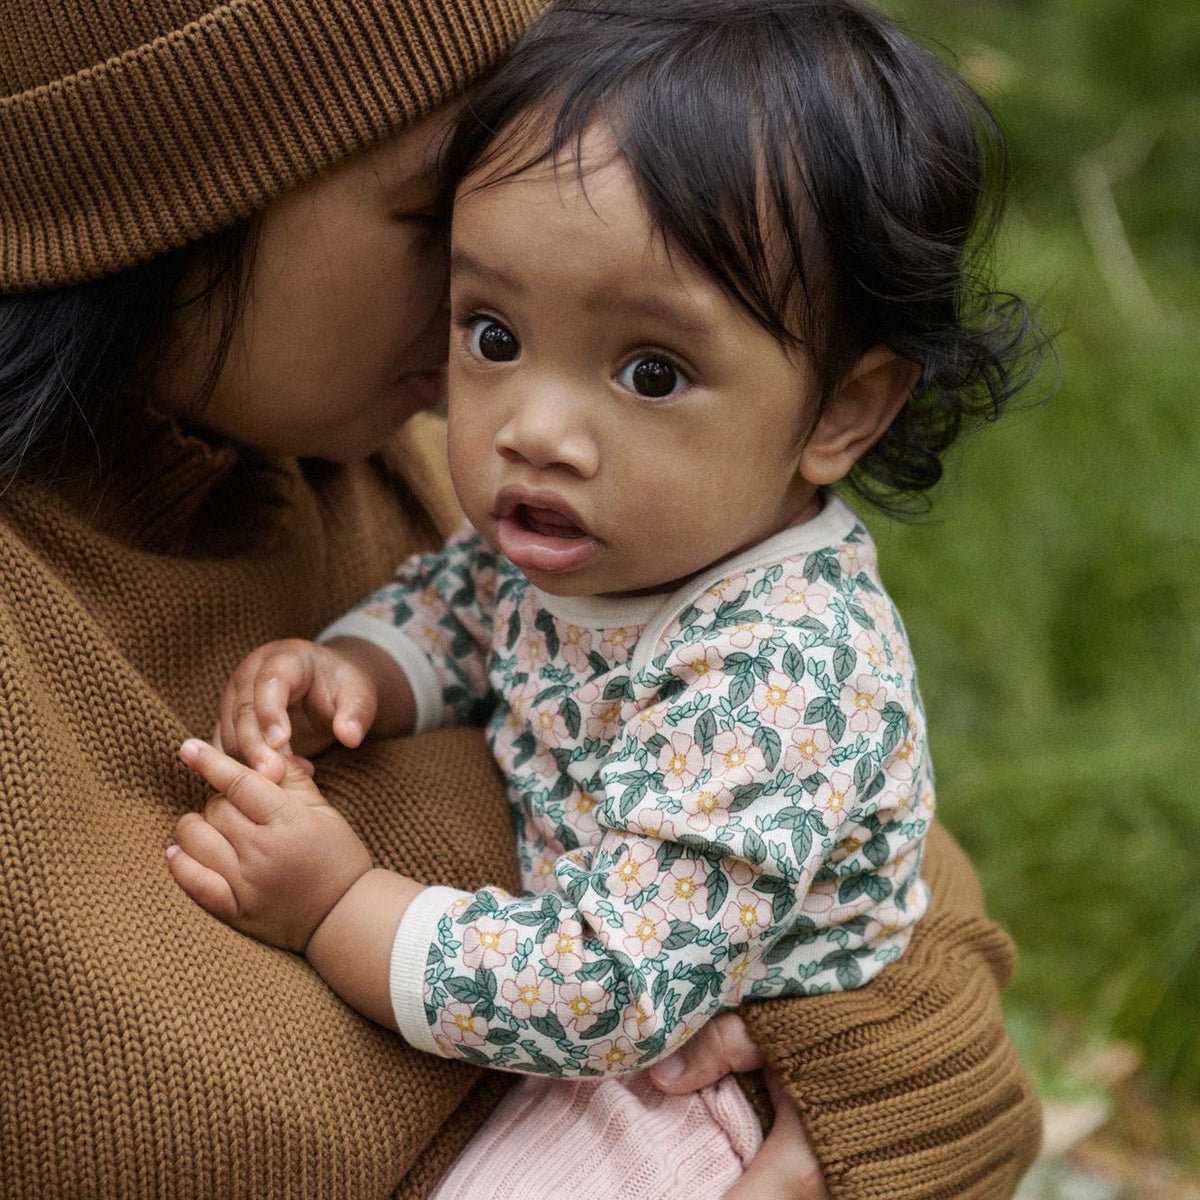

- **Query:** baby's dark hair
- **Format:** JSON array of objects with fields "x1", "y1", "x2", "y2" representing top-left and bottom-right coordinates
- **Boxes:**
[{"x1": 444, "y1": 0, "x2": 1043, "y2": 512}]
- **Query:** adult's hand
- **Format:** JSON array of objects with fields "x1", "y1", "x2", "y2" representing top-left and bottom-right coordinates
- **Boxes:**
[{"x1": 648, "y1": 1014, "x2": 833, "y2": 1200}]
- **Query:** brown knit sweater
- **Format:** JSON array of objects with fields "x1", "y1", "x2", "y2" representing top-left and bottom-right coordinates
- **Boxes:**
[{"x1": 0, "y1": 410, "x2": 1040, "y2": 1199}]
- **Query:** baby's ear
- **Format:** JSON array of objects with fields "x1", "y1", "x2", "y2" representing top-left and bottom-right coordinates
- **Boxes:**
[{"x1": 799, "y1": 346, "x2": 919, "y2": 486}]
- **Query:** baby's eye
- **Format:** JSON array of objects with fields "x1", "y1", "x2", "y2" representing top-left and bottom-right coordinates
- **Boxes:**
[
  {"x1": 617, "y1": 356, "x2": 689, "y2": 399},
  {"x1": 469, "y1": 318, "x2": 521, "y2": 363}
]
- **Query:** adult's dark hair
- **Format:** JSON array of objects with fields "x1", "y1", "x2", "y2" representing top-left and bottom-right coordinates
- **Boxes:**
[
  {"x1": 0, "y1": 221, "x2": 257, "y2": 479},
  {"x1": 445, "y1": 0, "x2": 1045, "y2": 512}
]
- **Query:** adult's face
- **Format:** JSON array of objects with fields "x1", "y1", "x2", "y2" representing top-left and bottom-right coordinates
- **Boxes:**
[{"x1": 156, "y1": 108, "x2": 456, "y2": 461}]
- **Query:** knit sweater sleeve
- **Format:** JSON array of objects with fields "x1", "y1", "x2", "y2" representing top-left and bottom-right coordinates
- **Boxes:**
[{"x1": 739, "y1": 821, "x2": 1042, "y2": 1199}]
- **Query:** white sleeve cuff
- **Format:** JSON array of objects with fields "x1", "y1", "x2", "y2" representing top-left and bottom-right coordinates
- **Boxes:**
[
  {"x1": 317, "y1": 612, "x2": 444, "y2": 734},
  {"x1": 389, "y1": 885, "x2": 474, "y2": 1055}
]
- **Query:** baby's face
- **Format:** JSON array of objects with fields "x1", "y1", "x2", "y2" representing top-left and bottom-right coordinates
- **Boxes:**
[{"x1": 446, "y1": 125, "x2": 822, "y2": 598}]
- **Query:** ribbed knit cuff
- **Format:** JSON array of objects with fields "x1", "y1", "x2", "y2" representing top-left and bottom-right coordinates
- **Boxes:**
[
  {"x1": 390, "y1": 884, "x2": 473, "y2": 1055},
  {"x1": 1, "y1": 0, "x2": 545, "y2": 290},
  {"x1": 318, "y1": 612, "x2": 444, "y2": 734},
  {"x1": 740, "y1": 825, "x2": 1042, "y2": 1200}
]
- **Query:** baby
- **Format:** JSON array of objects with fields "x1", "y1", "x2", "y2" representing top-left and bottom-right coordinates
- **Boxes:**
[{"x1": 170, "y1": 1, "x2": 1037, "y2": 1194}]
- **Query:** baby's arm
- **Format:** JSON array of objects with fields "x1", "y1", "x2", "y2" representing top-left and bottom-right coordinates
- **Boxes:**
[
  {"x1": 169, "y1": 738, "x2": 422, "y2": 1029},
  {"x1": 215, "y1": 637, "x2": 417, "y2": 779}
]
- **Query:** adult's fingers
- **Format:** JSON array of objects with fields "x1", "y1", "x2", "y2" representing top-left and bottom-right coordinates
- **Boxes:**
[
  {"x1": 722, "y1": 1069, "x2": 831, "y2": 1200},
  {"x1": 648, "y1": 1013, "x2": 766, "y2": 1093}
]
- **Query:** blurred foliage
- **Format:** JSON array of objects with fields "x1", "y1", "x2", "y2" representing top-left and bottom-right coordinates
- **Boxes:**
[{"x1": 864, "y1": 0, "x2": 1200, "y2": 1139}]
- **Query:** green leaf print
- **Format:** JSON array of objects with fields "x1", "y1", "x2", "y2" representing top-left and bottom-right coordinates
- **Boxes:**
[
  {"x1": 587, "y1": 649, "x2": 610, "y2": 679},
  {"x1": 530, "y1": 1013, "x2": 568, "y2": 1041},
  {"x1": 863, "y1": 833, "x2": 891, "y2": 867},
  {"x1": 694, "y1": 709, "x2": 717, "y2": 754},
  {"x1": 534, "y1": 608, "x2": 560, "y2": 658},
  {"x1": 663, "y1": 922, "x2": 701, "y2": 950},
  {"x1": 580, "y1": 1009, "x2": 621, "y2": 1041},
  {"x1": 832, "y1": 644, "x2": 857, "y2": 682},
  {"x1": 706, "y1": 870, "x2": 729, "y2": 920},
  {"x1": 752, "y1": 726, "x2": 781, "y2": 772},
  {"x1": 804, "y1": 696, "x2": 846, "y2": 744}
]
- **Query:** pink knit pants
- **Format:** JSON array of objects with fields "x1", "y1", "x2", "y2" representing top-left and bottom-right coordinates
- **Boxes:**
[{"x1": 430, "y1": 1072, "x2": 763, "y2": 1200}]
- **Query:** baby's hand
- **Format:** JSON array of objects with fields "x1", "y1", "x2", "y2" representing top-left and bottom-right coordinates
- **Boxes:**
[
  {"x1": 216, "y1": 638, "x2": 380, "y2": 779},
  {"x1": 168, "y1": 738, "x2": 373, "y2": 952}
]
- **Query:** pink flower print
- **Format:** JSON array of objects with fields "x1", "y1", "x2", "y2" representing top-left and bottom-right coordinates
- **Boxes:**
[
  {"x1": 626, "y1": 807, "x2": 678, "y2": 842},
  {"x1": 841, "y1": 673, "x2": 885, "y2": 733},
  {"x1": 768, "y1": 573, "x2": 830, "y2": 621},
  {"x1": 462, "y1": 917, "x2": 518, "y2": 969},
  {"x1": 861, "y1": 590, "x2": 890, "y2": 626},
  {"x1": 531, "y1": 699, "x2": 570, "y2": 748},
  {"x1": 751, "y1": 670, "x2": 806, "y2": 729},
  {"x1": 500, "y1": 969, "x2": 554, "y2": 1020},
  {"x1": 560, "y1": 624, "x2": 593, "y2": 672},
  {"x1": 439, "y1": 1001, "x2": 488, "y2": 1047},
  {"x1": 680, "y1": 783, "x2": 733, "y2": 833},
  {"x1": 514, "y1": 628, "x2": 550, "y2": 674},
  {"x1": 600, "y1": 626, "x2": 636, "y2": 664},
  {"x1": 622, "y1": 998, "x2": 654, "y2": 1042},
  {"x1": 608, "y1": 843, "x2": 658, "y2": 898},
  {"x1": 414, "y1": 584, "x2": 447, "y2": 617},
  {"x1": 783, "y1": 727, "x2": 832, "y2": 779},
  {"x1": 891, "y1": 736, "x2": 917, "y2": 781},
  {"x1": 728, "y1": 619, "x2": 774, "y2": 650},
  {"x1": 838, "y1": 541, "x2": 868, "y2": 577},
  {"x1": 542, "y1": 920, "x2": 585, "y2": 976},
  {"x1": 720, "y1": 888, "x2": 772, "y2": 944},
  {"x1": 588, "y1": 1036, "x2": 638, "y2": 1073},
  {"x1": 803, "y1": 878, "x2": 836, "y2": 918},
  {"x1": 692, "y1": 572, "x2": 748, "y2": 614},
  {"x1": 492, "y1": 595, "x2": 516, "y2": 639},
  {"x1": 629, "y1": 700, "x2": 670, "y2": 739},
  {"x1": 709, "y1": 729, "x2": 766, "y2": 786},
  {"x1": 662, "y1": 858, "x2": 709, "y2": 920},
  {"x1": 853, "y1": 629, "x2": 886, "y2": 671},
  {"x1": 621, "y1": 901, "x2": 670, "y2": 958},
  {"x1": 565, "y1": 789, "x2": 601, "y2": 832},
  {"x1": 658, "y1": 732, "x2": 704, "y2": 792},
  {"x1": 415, "y1": 619, "x2": 453, "y2": 659},
  {"x1": 726, "y1": 950, "x2": 768, "y2": 1001},
  {"x1": 527, "y1": 851, "x2": 558, "y2": 892},
  {"x1": 674, "y1": 646, "x2": 726, "y2": 691},
  {"x1": 556, "y1": 979, "x2": 611, "y2": 1034},
  {"x1": 360, "y1": 596, "x2": 394, "y2": 621},
  {"x1": 586, "y1": 698, "x2": 622, "y2": 743},
  {"x1": 721, "y1": 856, "x2": 757, "y2": 887},
  {"x1": 812, "y1": 771, "x2": 855, "y2": 831}
]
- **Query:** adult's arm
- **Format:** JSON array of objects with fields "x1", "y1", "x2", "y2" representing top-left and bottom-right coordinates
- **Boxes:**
[{"x1": 738, "y1": 822, "x2": 1041, "y2": 1199}]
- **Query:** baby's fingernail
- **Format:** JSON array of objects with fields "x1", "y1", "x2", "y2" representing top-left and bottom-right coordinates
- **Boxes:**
[
  {"x1": 165, "y1": 845, "x2": 178, "y2": 861},
  {"x1": 266, "y1": 725, "x2": 287, "y2": 747},
  {"x1": 648, "y1": 1054, "x2": 684, "y2": 1086},
  {"x1": 180, "y1": 739, "x2": 201, "y2": 761}
]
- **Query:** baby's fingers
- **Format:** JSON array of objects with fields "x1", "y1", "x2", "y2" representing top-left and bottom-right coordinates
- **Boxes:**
[
  {"x1": 180, "y1": 739, "x2": 290, "y2": 824},
  {"x1": 166, "y1": 842, "x2": 239, "y2": 923}
]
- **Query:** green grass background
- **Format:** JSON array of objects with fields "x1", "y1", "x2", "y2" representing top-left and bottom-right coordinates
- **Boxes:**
[{"x1": 861, "y1": 0, "x2": 1200, "y2": 1148}]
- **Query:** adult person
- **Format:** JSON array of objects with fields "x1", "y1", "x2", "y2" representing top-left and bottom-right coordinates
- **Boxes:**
[{"x1": 0, "y1": 1, "x2": 1041, "y2": 1197}]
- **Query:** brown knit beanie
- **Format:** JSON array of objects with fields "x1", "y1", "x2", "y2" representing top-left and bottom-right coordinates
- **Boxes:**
[{"x1": 0, "y1": 0, "x2": 545, "y2": 293}]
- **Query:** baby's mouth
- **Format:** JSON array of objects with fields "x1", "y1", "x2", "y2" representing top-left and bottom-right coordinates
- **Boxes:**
[
  {"x1": 492, "y1": 495, "x2": 601, "y2": 575},
  {"x1": 517, "y1": 504, "x2": 588, "y2": 539}
]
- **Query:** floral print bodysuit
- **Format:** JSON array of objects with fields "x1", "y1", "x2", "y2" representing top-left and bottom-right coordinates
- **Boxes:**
[{"x1": 321, "y1": 495, "x2": 933, "y2": 1076}]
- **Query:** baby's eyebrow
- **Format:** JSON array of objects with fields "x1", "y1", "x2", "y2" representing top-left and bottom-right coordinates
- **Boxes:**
[
  {"x1": 599, "y1": 293, "x2": 713, "y2": 338},
  {"x1": 449, "y1": 251, "x2": 526, "y2": 294}
]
